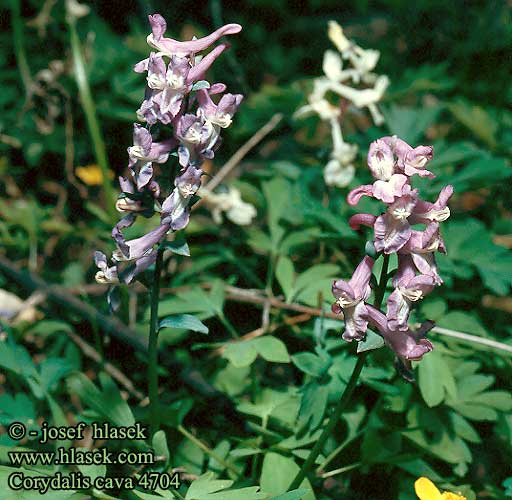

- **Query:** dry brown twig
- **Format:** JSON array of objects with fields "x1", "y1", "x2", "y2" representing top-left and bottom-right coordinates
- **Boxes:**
[{"x1": 194, "y1": 112, "x2": 283, "y2": 208}]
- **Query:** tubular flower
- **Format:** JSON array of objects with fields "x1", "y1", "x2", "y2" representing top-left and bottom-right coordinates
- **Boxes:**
[
  {"x1": 93, "y1": 13, "x2": 243, "y2": 299},
  {"x1": 386, "y1": 255, "x2": 435, "y2": 331},
  {"x1": 365, "y1": 305, "x2": 434, "y2": 365},
  {"x1": 332, "y1": 256, "x2": 374, "y2": 341},
  {"x1": 332, "y1": 135, "x2": 453, "y2": 379}
]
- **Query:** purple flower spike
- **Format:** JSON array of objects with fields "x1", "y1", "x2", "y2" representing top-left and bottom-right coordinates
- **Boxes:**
[
  {"x1": 146, "y1": 14, "x2": 242, "y2": 57},
  {"x1": 95, "y1": 12, "x2": 243, "y2": 289},
  {"x1": 332, "y1": 135, "x2": 453, "y2": 377},
  {"x1": 332, "y1": 256, "x2": 374, "y2": 341}
]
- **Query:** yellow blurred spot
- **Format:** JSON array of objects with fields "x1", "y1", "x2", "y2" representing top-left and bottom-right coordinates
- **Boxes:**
[
  {"x1": 76, "y1": 164, "x2": 113, "y2": 186},
  {"x1": 414, "y1": 477, "x2": 466, "y2": 500}
]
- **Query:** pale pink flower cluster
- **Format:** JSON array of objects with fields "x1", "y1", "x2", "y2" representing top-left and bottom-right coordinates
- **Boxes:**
[{"x1": 332, "y1": 136, "x2": 453, "y2": 376}]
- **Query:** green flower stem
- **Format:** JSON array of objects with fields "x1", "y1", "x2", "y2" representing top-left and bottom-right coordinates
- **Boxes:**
[
  {"x1": 319, "y1": 461, "x2": 361, "y2": 479},
  {"x1": 315, "y1": 429, "x2": 365, "y2": 474},
  {"x1": 177, "y1": 425, "x2": 240, "y2": 476},
  {"x1": 288, "y1": 251, "x2": 390, "y2": 491},
  {"x1": 219, "y1": 313, "x2": 239, "y2": 339},
  {"x1": 148, "y1": 247, "x2": 164, "y2": 437},
  {"x1": 288, "y1": 352, "x2": 367, "y2": 491},
  {"x1": 68, "y1": 19, "x2": 116, "y2": 221},
  {"x1": 10, "y1": 0, "x2": 31, "y2": 93},
  {"x1": 374, "y1": 253, "x2": 390, "y2": 309}
]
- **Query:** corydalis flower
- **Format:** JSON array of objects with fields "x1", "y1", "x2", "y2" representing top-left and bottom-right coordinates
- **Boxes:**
[
  {"x1": 146, "y1": 14, "x2": 241, "y2": 57},
  {"x1": 161, "y1": 166, "x2": 203, "y2": 230},
  {"x1": 347, "y1": 136, "x2": 438, "y2": 205},
  {"x1": 365, "y1": 304, "x2": 434, "y2": 374},
  {"x1": 332, "y1": 256, "x2": 374, "y2": 341},
  {"x1": 386, "y1": 255, "x2": 435, "y2": 331},
  {"x1": 135, "y1": 15, "x2": 241, "y2": 125},
  {"x1": 295, "y1": 20, "x2": 389, "y2": 188},
  {"x1": 197, "y1": 89, "x2": 243, "y2": 129},
  {"x1": 94, "y1": 12, "x2": 242, "y2": 290},
  {"x1": 400, "y1": 222, "x2": 446, "y2": 284},
  {"x1": 94, "y1": 252, "x2": 119, "y2": 284},
  {"x1": 199, "y1": 185, "x2": 257, "y2": 226},
  {"x1": 175, "y1": 114, "x2": 217, "y2": 167},
  {"x1": 128, "y1": 124, "x2": 173, "y2": 190}
]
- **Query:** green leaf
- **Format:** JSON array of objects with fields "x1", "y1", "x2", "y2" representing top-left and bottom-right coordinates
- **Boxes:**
[
  {"x1": 159, "y1": 314, "x2": 209, "y2": 334},
  {"x1": 297, "y1": 382, "x2": 328, "y2": 430},
  {"x1": 0, "y1": 339, "x2": 36, "y2": 377},
  {"x1": 66, "y1": 372, "x2": 135, "y2": 427},
  {"x1": 268, "y1": 489, "x2": 311, "y2": 500},
  {"x1": 76, "y1": 454, "x2": 106, "y2": 482},
  {"x1": 447, "y1": 99, "x2": 498, "y2": 148},
  {"x1": 449, "y1": 412, "x2": 481, "y2": 444},
  {"x1": 223, "y1": 336, "x2": 290, "y2": 367},
  {"x1": 152, "y1": 430, "x2": 170, "y2": 464},
  {"x1": 471, "y1": 391, "x2": 512, "y2": 412},
  {"x1": 223, "y1": 341, "x2": 258, "y2": 368},
  {"x1": 260, "y1": 453, "x2": 315, "y2": 500},
  {"x1": 291, "y1": 352, "x2": 330, "y2": 378},
  {"x1": 191, "y1": 80, "x2": 211, "y2": 91},
  {"x1": 383, "y1": 104, "x2": 441, "y2": 144},
  {"x1": 418, "y1": 349, "x2": 457, "y2": 407},
  {"x1": 0, "y1": 465, "x2": 78, "y2": 500},
  {"x1": 28, "y1": 320, "x2": 73, "y2": 337},
  {"x1": 276, "y1": 256, "x2": 295, "y2": 302},
  {"x1": 185, "y1": 472, "x2": 266, "y2": 500},
  {"x1": 161, "y1": 240, "x2": 190, "y2": 256},
  {"x1": 294, "y1": 264, "x2": 339, "y2": 300},
  {"x1": 357, "y1": 329, "x2": 385, "y2": 353},
  {"x1": 252, "y1": 337, "x2": 290, "y2": 363}
]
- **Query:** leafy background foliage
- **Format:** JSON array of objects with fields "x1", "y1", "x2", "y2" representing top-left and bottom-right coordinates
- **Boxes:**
[{"x1": 0, "y1": 1, "x2": 511, "y2": 499}]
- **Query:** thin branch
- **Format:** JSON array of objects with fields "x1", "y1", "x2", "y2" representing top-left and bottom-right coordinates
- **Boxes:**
[
  {"x1": 177, "y1": 425, "x2": 239, "y2": 476},
  {"x1": 0, "y1": 254, "x2": 147, "y2": 351},
  {"x1": 66, "y1": 330, "x2": 145, "y2": 401},
  {"x1": 431, "y1": 326, "x2": 512, "y2": 354},
  {"x1": 49, "y1": 280, "x2": 512, "y2": 356},
  {"x1": 198, "y1": 112, "x2": 283, "y2": 197},
  {"x1": 320, "y1": 462, "x2": 361, "y2": 479}
]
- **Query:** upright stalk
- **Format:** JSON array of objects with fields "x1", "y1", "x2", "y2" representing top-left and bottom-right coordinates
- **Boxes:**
[
  {"x1": 288, "y1": 251, "x2": 389, "y2": 491},
  {"x1": 68, "y1": 18, "x2": 116, "y2": 221},
  {"x1": 10, "y1": 0, "x2": 31, "y2": 93},
  {"x1": 374, "y1": 253, "x2": 389, "y2": 309},
  {"x1": 148, "y1": 247, "x2": 164, "y2": 437}
]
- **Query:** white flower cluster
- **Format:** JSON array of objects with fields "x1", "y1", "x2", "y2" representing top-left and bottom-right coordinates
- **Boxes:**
[
  {"x1": 199, "y1": 186, "x2": 257, "y2": 226},
  {"x1": 295, "y1": 21, "x2": 389, "y2": 188}
]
